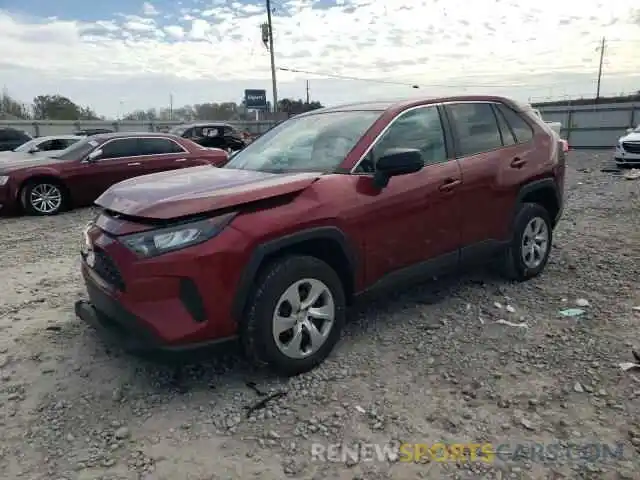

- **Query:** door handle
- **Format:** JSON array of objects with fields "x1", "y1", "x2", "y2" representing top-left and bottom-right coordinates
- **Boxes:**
[
  {"x1": 510, "y1": 157, "x2": 527, "y2": 168},
  {"x1": 127, "y1": 162, "x2": 141, "y2": 166},
  {"x1": 439, "y1": 178, "x2": 461, "y2": 192},
  {"x1": 174, "y1": 158, "x2": 187, "y2": 162}
]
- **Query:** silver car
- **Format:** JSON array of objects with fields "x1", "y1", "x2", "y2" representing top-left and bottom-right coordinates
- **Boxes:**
[
  {"x1": 614, "y1": 125, "x2": 640, "y2": 168},
  {"x1": 9, "y1": 135, "x2": 83, "y2": 156}
]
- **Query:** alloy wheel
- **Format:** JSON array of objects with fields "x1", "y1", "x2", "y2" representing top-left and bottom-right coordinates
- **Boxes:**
[
  {"x1": 30, "y1": 184, "x2": 62, "y2": 214},
  {"x1": 521, "y1": 216, "x2": 549, "y2": 269}
]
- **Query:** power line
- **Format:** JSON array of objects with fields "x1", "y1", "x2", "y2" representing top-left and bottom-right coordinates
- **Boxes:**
[
  {"x1": 278, "y1": 67, "x2": 420, "y2": 88},
  {"x1": 278, "y1": 63, "x2": 640, "y2": 89}
]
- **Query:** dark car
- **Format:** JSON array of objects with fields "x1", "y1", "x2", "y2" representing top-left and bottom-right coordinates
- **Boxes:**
[
  {"x1": 0, "y1": 132, "x2": 229, "y2": 216},
  {"x1": 0, "y1": 127, "x2": 32, "y2": 152},
  {"x1": 75, "y1": 95, "x2": 566, "y2": 376},
  {"x1": 75, "y1": 128, "x2": 114, "y2": 136},
  {"x1": 169, "y1": 122, "x2": 248, "y2": 151}
]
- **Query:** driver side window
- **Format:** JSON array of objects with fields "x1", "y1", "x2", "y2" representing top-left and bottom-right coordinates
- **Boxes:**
[{"x1": 356, "y1": 106, "x2": 447, "y2": 173}]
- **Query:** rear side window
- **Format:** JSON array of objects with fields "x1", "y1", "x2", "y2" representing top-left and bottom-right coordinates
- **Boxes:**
[
  {"x1": 61, "y1": 138, "x2": 79, "y2": 148},
  {"x1": 38, "y1": 140, "x2": 55, "y2": 151},
  {"x1": 100, "y1": 138, "x2": 140, "y2": 159},
  {"x1": 496, "y1": 104, "x2": 534, "y2": 143},
  {"x1": 447, "y1": 103, "x2": 502, "y2": 157},
  {"x1": 139, "y1": 138, "x2": 185, "y2": 155},
  {"x1": 493, "y1": 106, "x2": 517, "y2": 146}
]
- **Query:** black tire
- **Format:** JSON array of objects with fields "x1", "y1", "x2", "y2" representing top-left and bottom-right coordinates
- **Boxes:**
[
  {"x1": 240, "y1": 255, "x2": 346, "y2": 376},
  {"x1": 20, "y1": 179, "x2": 68, "y2": 216},
  {"x1": 498, "y1": 202, "x2": 553, "y2": 281}
]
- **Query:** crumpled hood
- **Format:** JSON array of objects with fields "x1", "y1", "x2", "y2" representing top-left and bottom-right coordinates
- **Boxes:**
[
  {"x1": 0, "y1": 152, "x2": 57, "y2": 172},
  {"x1": 95, "y1": 165, "x2": 322, "y2": 219},
  {"x1": 620, "y1": 132, "x2": 640, "y2": 143}
]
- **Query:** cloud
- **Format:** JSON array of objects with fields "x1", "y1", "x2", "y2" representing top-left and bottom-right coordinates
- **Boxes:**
[
  {"x1": 1, "y1": 0, "x2": 639, "y2": 117},
  {"x1": 142, "y1": 2, "x2": 160, "y2": 16},
  {"x1": 164, "y1": 25, "x2": 185, "y2": 39}
]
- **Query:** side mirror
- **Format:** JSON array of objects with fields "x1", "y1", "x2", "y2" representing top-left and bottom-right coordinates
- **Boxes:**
[
  {"x1": 627, "y1": 128, "x2": 634, "y2": 134},
  {"x1": 87, "y1": 149, "x2": 102, "y2": 162},
  {"x1": 373, "y1": 148, "x2": 424, "y2": 188},
  {"x1": 28, "y1": 147, "x2": 39, "y2": 154}
]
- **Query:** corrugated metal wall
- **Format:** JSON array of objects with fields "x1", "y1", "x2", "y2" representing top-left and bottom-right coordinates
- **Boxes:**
[{"x1": 535, "y1": 102, "x2": 638, "y2": 149}]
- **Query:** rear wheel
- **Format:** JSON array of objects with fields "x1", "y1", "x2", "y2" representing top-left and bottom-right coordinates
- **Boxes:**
[
  {"x1": 20, "y1": 180, "x2": 67, "y2": 216},
  {"x1": 498, "y1": 202, "x2": 552, "y2": 281},
  {"x1": 240, "y1": 255, "x2": 346, "y2": 376}
]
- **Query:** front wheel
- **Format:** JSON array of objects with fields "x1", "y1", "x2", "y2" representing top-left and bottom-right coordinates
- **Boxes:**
[
  {"x1": 498, "y1": 202, "x2": 553, "y2": 281},
  {"x1": 20, "y1": 180, "x2": 67, "y2": 216},
  {"x1": 240, "y1": 255, "x2": 346, "y2": 376}
]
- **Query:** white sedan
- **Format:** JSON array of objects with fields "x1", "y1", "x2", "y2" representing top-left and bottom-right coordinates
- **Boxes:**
[
  {"x1": 7, "y1": 135, "x2": 83, "y2": 156},
  {"x1": 614, "y1": 125, "x2": 640, "y2": 168}
]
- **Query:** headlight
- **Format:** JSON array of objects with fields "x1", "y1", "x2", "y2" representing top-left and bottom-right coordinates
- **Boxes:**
[
  {"x1": 120, "y1": 212, "x2": 237, "y2": 258},
  {"x1": 0, "y1": 176, "x2": 9, "y2": 186}
]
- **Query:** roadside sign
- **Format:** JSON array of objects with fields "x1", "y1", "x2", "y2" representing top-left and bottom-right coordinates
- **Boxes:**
[{"x1": 245, "y1": 89, "x2": 267, "y2": 110}]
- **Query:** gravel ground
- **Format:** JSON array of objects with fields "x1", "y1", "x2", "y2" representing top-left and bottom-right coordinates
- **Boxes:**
[{"x1": 1, "y1": 150, "x2": 639, "y2": 480}]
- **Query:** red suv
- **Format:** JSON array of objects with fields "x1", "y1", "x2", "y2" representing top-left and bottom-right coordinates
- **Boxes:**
[{"x1": 75, "y1": 95, "x2": 566, "y2": 376}]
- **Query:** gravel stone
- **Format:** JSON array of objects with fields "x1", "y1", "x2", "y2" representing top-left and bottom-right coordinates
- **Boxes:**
[{"x1": 0, "y1": 151, "x2": 638, "y2": 479}]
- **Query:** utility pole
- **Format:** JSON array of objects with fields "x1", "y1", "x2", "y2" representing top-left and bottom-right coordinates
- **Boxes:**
[
  {"x1": 169, "y1": 93, "x2": 173, "y2": 120},
  {"x1": 305, "y1": 80, "x2": 310, "y2": 104},
  {"x1": 596, "y1": 36, "x2": 605, "y2": 101},
  {"x1": 266, "y1": 0, "x2": 278, "y2": 113}
]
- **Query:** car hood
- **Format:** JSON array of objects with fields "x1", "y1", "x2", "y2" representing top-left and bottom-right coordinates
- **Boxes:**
[
  {"x1": 95, "y1": 165, "x2": 322, "y2": 220},
  {"x1": 0, "y1": 152, "x2": 58, "y2": 173},
  {"x1": 620, "y1": 132, "x2": 640, "y2": 143}
]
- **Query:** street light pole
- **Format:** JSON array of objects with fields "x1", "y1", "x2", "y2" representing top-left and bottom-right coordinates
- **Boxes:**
[{"x1": 266, "y1": 0, "x2": 278, "y2": 113}]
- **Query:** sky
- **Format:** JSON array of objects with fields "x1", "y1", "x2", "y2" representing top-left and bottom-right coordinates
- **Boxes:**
[{"x1": 1, "y1": 0, "x2": 640, "y2": 118}]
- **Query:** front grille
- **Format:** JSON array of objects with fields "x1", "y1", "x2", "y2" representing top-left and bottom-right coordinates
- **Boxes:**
[
  {"x1": 91, "y1": 247, "x2": 126, "y2": 292},
  {"x1": 622, "y1": 142, "x2": 640, "y2": 154}
]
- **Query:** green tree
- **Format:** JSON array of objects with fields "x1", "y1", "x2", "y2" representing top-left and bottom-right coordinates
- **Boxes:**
[
  {"x1": 0, "y1": 89, "x2": 31, "y2": 119},
  {"x1": 277, "y1": 98, "x2": 324, "y2": 116},
  {"x1": 123, "y1": 108, "x2": 158, "y2": 121},
  {"x1": 32, "y1": 94, "x2": 99, "y2": 120}
]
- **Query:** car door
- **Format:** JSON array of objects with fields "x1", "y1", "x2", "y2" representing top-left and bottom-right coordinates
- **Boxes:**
[
  {"x1": 492, "y1": 104, "x2": 542, "y2": 237},
  {"x1": 67, "y1": 138, "x2": 147, "y2": 204},
  {"x1": 136, "y1": 137, "x2": 193, "y2": 172},
  {"x1": 444, "y1": 101, "x2": 524, "y2": 257},
  {"x1": 351, "y1": 105, "x2": 463, "y2": 283}
]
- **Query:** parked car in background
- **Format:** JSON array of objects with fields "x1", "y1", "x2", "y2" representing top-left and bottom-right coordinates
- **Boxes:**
[
  {"x1": 169, "y1": 122, "x2": 248, "y2": 152},
  {"x1": 0, "y1": 127, "x2": 32, "y2": 152},
  {"x1": 614, "y1": 125, "x2": 640, "y2": 168},
  {"x1": 0, "y1": 132, "x2": 229, "y2": 216},
  {"x1": 75, "y1": 128, "x2": 114, "y2": 136},
  {"x1": 2, "y1": 135, "x2": 83, "y2": 156},
  {"x1": 75, "y1": 95, "x2": 566, "y2": 376}
]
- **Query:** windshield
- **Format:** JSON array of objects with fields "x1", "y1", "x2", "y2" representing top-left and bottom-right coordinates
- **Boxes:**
[
  {"x1": 224, "y1": 110, "x2": 382, "y2": 173},
  {"x1": 169, "y1": 126, "x2": 187, "y2": 136},
  {"x1": 13, "y1": 139, "x2": 38, "y2": 152},
  {"x1": 51, "y1": 137, "x2": 100, "y2": 161}
]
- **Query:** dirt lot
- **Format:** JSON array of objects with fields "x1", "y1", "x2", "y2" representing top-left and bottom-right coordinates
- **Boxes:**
[{"x1": 1, "y1": 150, "x2": 639, "y2": 480}]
